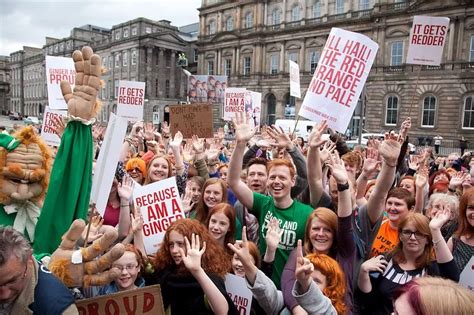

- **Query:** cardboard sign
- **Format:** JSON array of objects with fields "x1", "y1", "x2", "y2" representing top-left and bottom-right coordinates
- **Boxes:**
[
  {"x1": 40, "y1": 106, "x2": 67, "y2": 146},
  {"x1": 76, "y1": 285, "x2": 165, "y2": 315},
  {"x1": 134, "y1": 177, "x2": 185, "y2": 255},
  {"x1": 169, "y1": 104, "x2": 213, "y2": 138},
  {"x1": 407, "y1": 16, "x2": 449, "y2": 66},
  {"x1": 459, "y1": 256, "x2": 474, "y2": 292},
  {"x1": 247, "y1": 90, "x2": 261, "y2": 128},
  {"x1": 116, "y1": 80, "x2": 145, "y2": 121},
  {"x1": 224, "y1": 88, "x2": 247, "y2": 121},
  {"x1": 299, "y1": 28, "x2": 378, "y2": 133},
  {"x1": 90, "y1": 114, "x2": 128, "y2": 216},
  {"x1": 225, "y1": 274, "x2": 253, "y2": 315},
  {"x1": 46, "y1": 56, "x2": 75, "y2": 110},
  {"x1": 289, "y1": 60, "x2": 301, "y2": 98}
]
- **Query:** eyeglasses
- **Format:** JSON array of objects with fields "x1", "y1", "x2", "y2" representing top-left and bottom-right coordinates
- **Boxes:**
[
  {"x1": 112, "y1": 264, "x2": 138, "y2": 272},
  {"x1": 127, "y1": 167, "x2": 142, "y2": 174},
  {"x1": 400, "y1": 230, "x2": 427, "y2": 240},
  {"x1": 0, "y1": 264, "x2": 27, "y2": 289}
]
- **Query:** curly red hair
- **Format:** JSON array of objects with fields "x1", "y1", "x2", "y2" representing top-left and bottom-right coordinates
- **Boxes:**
[
  {"x1": 154, "y1": 218, "x2": 231, "y2": 277},
  {"x1": 306, "y1": 253, "x2": 346, "y2": 315}
]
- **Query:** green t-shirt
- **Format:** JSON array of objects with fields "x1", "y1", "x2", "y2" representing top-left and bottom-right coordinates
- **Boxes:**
[{"x1": 251, "y1": 192, "x2": 314, "y2": 287}]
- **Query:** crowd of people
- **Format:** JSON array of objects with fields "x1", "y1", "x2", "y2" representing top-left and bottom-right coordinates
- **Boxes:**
[{"x1": 1, "y1": 46, "x2": 474, "y2": 315}]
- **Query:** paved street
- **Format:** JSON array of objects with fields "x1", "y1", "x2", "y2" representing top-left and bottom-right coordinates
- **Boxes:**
[{"x1": 0, "y1": 115, "x2": 25, "y2": 130}]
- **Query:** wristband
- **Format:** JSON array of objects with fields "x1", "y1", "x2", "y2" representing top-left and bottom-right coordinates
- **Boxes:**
[
  {"x1": 383, "y1": 159, "x2": 397, "y2": 168},
  {"x1": 120, "y1": 203, "x2": 129, "y2": 207},
  {"x1": 337, "y1": 182, "x2": 350, "y2": 192},
  {"x1": 432, "y1": 239, "x2": 443, "y2": 246}
]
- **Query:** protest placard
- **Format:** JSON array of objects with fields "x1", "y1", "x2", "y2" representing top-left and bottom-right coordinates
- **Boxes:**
[
  {"x1": 289, "y1": 60, "x2": 301, "y2": 98},
  {"x1": 247, "y1": 90, "x2": 262, "y2": 128},
  {"x1": 299, "y1": 28, "x2": 378, "y2": 133},
  {"x1": 116, "y1": 80, "x2": 146, "y2": 121},
  {"x1": 225, "y1": 274, "x2": 253, "y2": 315},
  {"x1": 407, "y1": 16, "x2": 450, "y2": 66},
  {"x1": 133, "y1": 177, "x2": 185, "y2": 255},
  {"x1": 46, "y1": 56, "x2": 75, "y2": 110},
  {"x1": 90, "y1": 113, "x2": 128, "y2": 216},
  {"x1": 169, "y1": 104, "x2": 213, "y2": 138},
  {"x1": 459, "y1": 256, "x2": 474, "y2": 292},
  {"x1": 76, "y1": 285, "x2": 165, "y2": 315},
  {"x1": 223, "y1": 88, "x2": 247, "y2": 121},
  {"x1": 40, "y1": 106, "x2": 67, "y2": 146}
]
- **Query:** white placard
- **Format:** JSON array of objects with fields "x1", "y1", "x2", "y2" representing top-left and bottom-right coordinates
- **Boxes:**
[
  {"x1": 46, "y1": 56, "x2": 75, "y2": 110},
  {"x1": 40, "y1": 106, "x2": 67, "y2": 146},
  {"x1": 459, "y1": 256, "x2": 474, "y2": 292},
  {"x1": 406, "y1": 16, "x2": 450, "y2": 66},
  {"x1": 225, "y1": 274, "x2": 253, "y2": 315},
  {"x1": 90, "y1": 113, "x2": 128, "y2": 215},
  {"x1": 248, "y1": 91, "x2": 261, "y2": 128},
  {"x1": 224, "y1": 88, "x2": 247, "y2": 121},
  {"x1": 289, "y1": 60, "x2": 301, "y2": 98},
  {"x1": 298, "y1": 28, "x2": 378, "y2": 133},
  {"x1": 133, "y1": 177, "x2": 185, "y2": 255},
  {"x1": 152, "y1": 112, "x2": 160, "y2": 125},
  {"x1": 116, "y1": 80, "x2": 146, "y2": 121}
]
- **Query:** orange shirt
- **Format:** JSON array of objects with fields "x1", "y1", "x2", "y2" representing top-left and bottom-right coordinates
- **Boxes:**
[{"x1": 370, "y1": 220, "x2": 399, "y2": 257}]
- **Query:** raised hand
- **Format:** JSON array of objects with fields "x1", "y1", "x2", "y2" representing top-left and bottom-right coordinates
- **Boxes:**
[
  {"x1": 130, "y1": 121, "x2": 143, "y2": 138},
  {"x1": 399, "y1": 117, "x2": 411, "y2": 140},
  {"x1": 92, "y1": 124, "x2": 106, "y2": 142},
  {"x1": 180, "y1": 233, "x2": 206, "y2": 274},
  {"x1": 450, "y1": 172, "x2": 465, "y2": 188},
  {"x1": 308, "y1": 120, "x2": 328, "y2": 149},
  {"x1": 192, "y1": 135, "x2": 205, "y2": 154},
  {"x1": 327, "y1": 151, "x2": 349, "y2": 184},
  {"x1": 232, "y1": 112, "x2": 256, "y2": 143},
  {"x1": 169, "y1": 131, "x2": 183, "y2": 151},
  {"x1": 183, "y1": 143, "x2": 195, "y2": 162},
  {"x1": 265, "y1": 218, "x2": 283, "y2": 252},
  {"x1": 60, "y1": 46, "x2": 102, "y2": 121},
  {"x1": 49, "y1": 219, "x2": 125, "y2": 287},
  {"x1": 361, "y1": 255, "x2": 388, "y2": 274},
  {"x1": 50, "y1": 114, "x2": 67, "y2": 138},
  {"x1": 117, "y1": 175, "x2": 134, "y2": 201},
  {"x1": 415, "y1": 160, "x2": 429, "y2": 188},
  {"x1": 295, "y1": 240, "x2": 313, "y2": 291},
  {"x1": 429, "y1": 206, "x2": 451, "y2": 230},
  {"x1": 408, "y1": 155, "x2": 421, "y2": 171},
  {"x1": 362, "y1": 147, "x2": 381, "y2": 177},
  {"x1": 378, "y1": 132, "x2": 403, "y2": 167},
  {"x1": 182, "y1": 188, "x2": 196, "y2": 215},
  {"x1": 81, "y1": 214, "x2": 104, "y2": 243},
  {"x1": 143, "y1": 122, "x2": 157, "y2": 141},
  {"x1": 131, "y1": 207, "x2": 144, "y2": 233},
  {"x1": 228, "y1": 226, "x2": 253, "y2": 268},
  {"x1": 319, "y1": 140, "x2": 336, "y2": 164},
  {"x1": 161, "y1": 121, "x2": 170, "y2": 138},
  {"x1": 267, "y1": 125, "x2": 293, "y2": 150}
]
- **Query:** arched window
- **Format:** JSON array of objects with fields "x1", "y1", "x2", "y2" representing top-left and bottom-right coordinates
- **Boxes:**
[
  {"x1": 386, "y1": 95, "x2": 398, "y2": 125},
  {"x1": 272, "y1": 8, "x2": 281, "y2": 25},
  {"x1": 463, "y1": 96, "x2": 474, "y2": 129},
  {"x1": 291, "y1": 5, "x2": 300, "y2": 21},
  {"x1": 310, "y1": 51, "x2": 319, "y2": 73},
  {"x1": 312, "y1": 1, "x2": 321, "y2": 18},
  {"x1": 208, "y1": 19, "x2": 216, "y2": 35},
  {"x1": 226, "y1": 16, "x2": 234, "y2": 31},
  {"x1": 422, "y1": 95, "x2": 436, "y2": 127},
  {"x1": 244, "y1": 12, "x2": 253, "y2": 28}
]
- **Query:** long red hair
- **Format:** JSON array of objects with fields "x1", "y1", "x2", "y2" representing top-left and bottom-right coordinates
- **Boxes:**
[
  {"x1": 194, "y1": 178, "x2": 228, "y2": 224},
  {"x1": 303, "y1": 208, "x2": 338, "y2": 257},
  {"x1": 306, "y1": 254, "x2": 346, "y2": 315},
  {"x1": 456, "y1": 187, "x2": 474, "y2": 238},
  {"x1": 206, "y1": 203, "x2": 236, "y2": 248},
  {"x1": 154, "y1": 218, "x2": 231, "y2": 277}
]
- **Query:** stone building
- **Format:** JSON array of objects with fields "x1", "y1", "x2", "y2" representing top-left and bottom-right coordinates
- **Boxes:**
[
  {"x1": 0, "y1": 56, "x2": 9, "y2": 115},
  {"x1": 197, "y1": 0, "x2": 474, "y2": 145},
  {"x1": 7, "y1": 21, "x2": 197, "y2": 123}
]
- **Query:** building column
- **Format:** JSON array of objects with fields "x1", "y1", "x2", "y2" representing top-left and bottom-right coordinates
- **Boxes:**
[
  {"x1": 170, "y1": 50, "x2": 176, "y2": 98},
  {"x1": 232, "y1": 48, "x2": 237, "y2": 76},
  {"x1": 146, "y1": 47, "x2": 153, "y2": 98},
  {"x1": 217, "y1": 49, "x2": 221, "y2": 75},
  {"x1": 158, "y1": 48, "x2": 165, "y2": 97},
  {"x1": 236, "y1": 48, "x2": 240, "y2": 75},
  {"x1": 236, "y1": 6, "x2": 241, "y2": 30},
  {"x1": 299, "y1": 40, "x2": 306, "y2": 70},
  {"x1": 279, "y1": 43, "x2": 285, "y2": 72},
  {"x1": 447, "y1": 20, "x2": 455, "y2": 61}
]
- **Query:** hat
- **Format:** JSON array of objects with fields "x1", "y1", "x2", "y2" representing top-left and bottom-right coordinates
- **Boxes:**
[{"x1": 126, "y1": 158, "x2": 147, "y2": 175}]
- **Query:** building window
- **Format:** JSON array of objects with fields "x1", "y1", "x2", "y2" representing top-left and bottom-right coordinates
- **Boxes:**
[
  {"x1": 114, "y1": 79, "x2": 119, "y2": 98},
  {"x1": 207, "y1": 60, "x2": 214, "y2": 75},
  {"x1": 194, "y1": 49, "x2": 198, "y2": 62},
  {"x1": 270, "y1": 55, "x2": 278, "y2": 74},
  {"x1": 115, "y1": 53, "x2": 121, "y2": 68},
  {"x1": 310, "y1": 51, "x2": 319, "y2": 74},
  {"x1": 391, "y1": 41, "x2": 404, "y2": 66},
  {"x1": 124, "y1": 28, "x2": 129, "y2": 38},
  {"x1": 386, "y1": 96, "x2": 398, "y2": 125},
  {"x1": 291, "y1": 5, "x2": 300, "y2": 21},
  {"x1": 244, "y1": 12, "x2": 253, "y2": 28},
  {"x1": 313, "y1": 1, "x2": 321, "y2": 18},
  {"x1": 470, "y1": 35, "x2": 474, "y2": 62},
  {"x1": 289, "y1": 52, "x2": 298, "y2": 63},
  {"x1": 132, "y1": 26, "x2": 137, "y2": 36},
  {"x1": 272, "y1": 8, "x2": 281, "y2": 25},
  {"x1": 422, "y1": 95, "x2": 436, "y2": 127},
  {"x1": 122, "y1": 51, "x2": 128, "y2": 66},
  {"x1": 165, "y1": 80, "x2": 170, "y2": 98},
  {"x1": 115, "y1": 30, "x2": 121, "y2": 40},
  {"x1": 131, "y1": 49, "x2": 137, "y2": 65},
  {"x1": 108, "y1": 56, "x2": 113, "y2": 69},
  {"x1": 145, "y1": 27, "x2": 152, "y2": 34},
  {"x1": 224, "y1": 59, "x2": 232, "y2": 76},
  {"x1": 66, "y1": 41, "x2": 71, "y2": 50},
  {"x1": 463, "y1": 96, "x2": 474, "y2": 129},
  {"x1": 244, "y1": 57, "x2": 251, "y2": 76},
  {"x1": 335, "y1": 0, "x2": 344, "y2": 14},
  {"x1": 226, "y1": 16, "x2": 234, "y2": 31},
  {"x1": 208, "y1": 20, "x2": 216, "y2": 35},
  {"x1": 59, "y1": 43, "x2": 64, "y2": 51},
  {"x1": 359, "y1": 0, "x2": 370, "y2": 10}
]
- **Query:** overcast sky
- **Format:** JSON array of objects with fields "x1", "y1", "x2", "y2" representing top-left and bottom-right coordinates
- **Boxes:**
[{"x1": 0, "y1": 0, "x2": 202, "y2": 56}]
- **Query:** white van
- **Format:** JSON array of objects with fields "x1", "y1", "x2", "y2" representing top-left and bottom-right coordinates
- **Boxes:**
[{"x1": 274, "y1": 119, "x2": 325, "y2": 141}]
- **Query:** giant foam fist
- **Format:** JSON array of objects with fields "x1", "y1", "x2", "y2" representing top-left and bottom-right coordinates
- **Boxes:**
[
  {"x1": 48, "y1": 219, "x2": 125, "y2": 288},
  {"x1": 60, "y1": 46, "x2": 102, "y2": 122}
]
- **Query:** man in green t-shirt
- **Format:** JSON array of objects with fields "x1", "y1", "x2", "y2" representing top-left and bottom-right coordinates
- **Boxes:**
[{"x1": 227, "y1": 112, "x2": 313, "y2": 287}]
